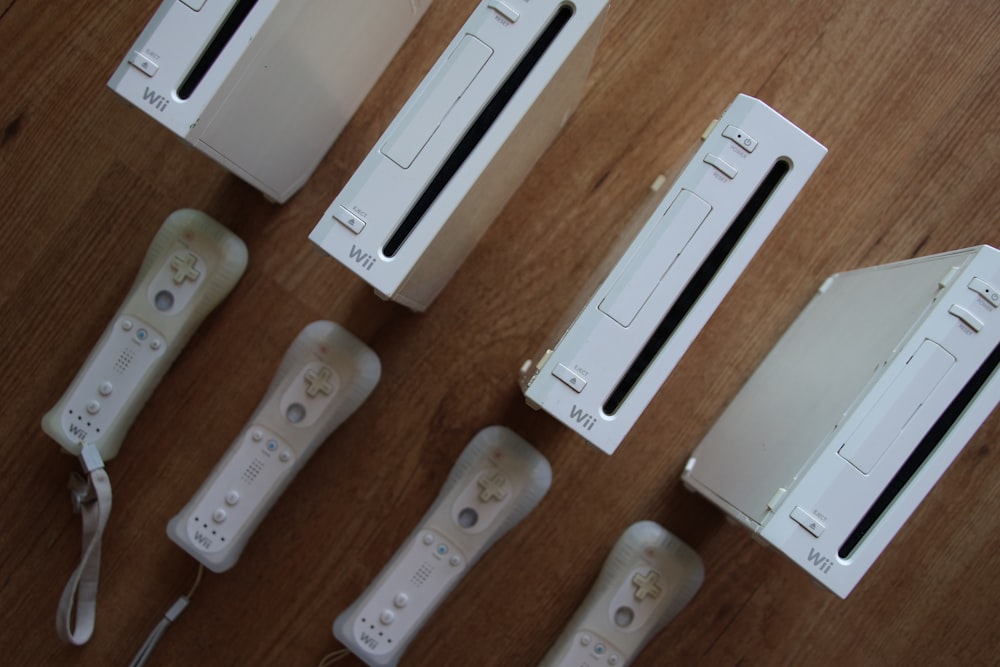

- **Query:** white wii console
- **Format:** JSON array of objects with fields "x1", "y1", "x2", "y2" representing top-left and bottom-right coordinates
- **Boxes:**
[
  {"x1": 682, "y1": 246, "x2": 1000, "y2": 598},
  {"x1": 309, "y1": 0, "x2": 609, "y2": 311},
  {"x1": 108, "y1": 0, "x2": 431, "y2": 203},
  {"x1": 520, "y1": 94, "x2": 827, "y2": 454}
]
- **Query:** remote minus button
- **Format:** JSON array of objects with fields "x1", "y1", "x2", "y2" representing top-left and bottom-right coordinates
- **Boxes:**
[
  {"x1": 553, "y1": 363, "x2": 586, "y2": 393},
  {"x1": 791, "y1": 506, "x2": 824, "y2": 537},
  {"x1": 334, "y1": 206, "x2": 365, "y2": 234}
]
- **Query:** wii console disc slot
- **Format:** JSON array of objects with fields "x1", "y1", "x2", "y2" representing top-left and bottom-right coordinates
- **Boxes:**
[
  {"x1": 682, "y1": 245, "x2": 1000, "y2": 597},
  {"x1": 310, "y1": 0, "x2": 609, "y2": 311},
  {"x1": 520, "y1": 94, "x2": 826, "y2": 454}
]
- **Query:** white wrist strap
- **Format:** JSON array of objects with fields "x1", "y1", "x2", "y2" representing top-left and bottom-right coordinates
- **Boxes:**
[{"x1": 56, "y1": 444, "x2": 112, "y2": 645}]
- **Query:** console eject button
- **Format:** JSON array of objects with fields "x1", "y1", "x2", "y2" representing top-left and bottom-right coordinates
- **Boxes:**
[
  {"x1": 791, "y1": 506, "x2": 824, "y2": 537},
  {"x1": 334, "y1": 206, "x2": 366, "y2": 234},
  {"x1": 127, "y1": 51, "x2": 158, "y2": 78},
  {"x1": 553, "y1": 363, "x2": 586, "y2": 393}
]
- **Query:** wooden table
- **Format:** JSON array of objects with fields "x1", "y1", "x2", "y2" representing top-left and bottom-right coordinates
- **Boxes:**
[{"x1": 1, "y1": 1, "x2": 998, "y2": 665}]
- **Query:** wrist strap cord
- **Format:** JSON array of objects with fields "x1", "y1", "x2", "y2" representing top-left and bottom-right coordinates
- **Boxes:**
[
  {"x1": 128, "y1": 562, "x2": 204, "y2": 667},
  {"x1": 318, "y1": 648, "x2": 351, "y2": 666},
  {"x1": 56, "y1": 444, "x2": 112, "y2": 645}
]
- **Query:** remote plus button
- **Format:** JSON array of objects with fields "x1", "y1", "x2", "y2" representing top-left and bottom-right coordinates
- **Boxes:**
[
  {"x1": 477, "y1": 473, "x2": 508, "y2": 502},
  {"x1": 631, "y1": 570, "x2": 662, "y2": 601},
  {"x1": 170, "y1": 252, "x2": 201, "y2": 285},
  {"x1": 304, "y1": 366, "x2": 335, "y2": 398}
]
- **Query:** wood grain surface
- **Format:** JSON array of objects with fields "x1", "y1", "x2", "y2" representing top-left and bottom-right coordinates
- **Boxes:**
[{"x1": 1, "y1": 1, "x2": 998, "y2": 665}]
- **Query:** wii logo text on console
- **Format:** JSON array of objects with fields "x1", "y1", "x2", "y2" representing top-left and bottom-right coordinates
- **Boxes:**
[
  {"x1": 142, "y1": 87, "x2": 170, "y2": 113},
  {"x1": 807, "y1": 548, "x2": 834, "y2": 574},
  {"x1": 349, "y1": 245, "x2": 377, "y2": 271},
  {"x1": 569, "y1": 405, "x2": 597, "y2": 431}
]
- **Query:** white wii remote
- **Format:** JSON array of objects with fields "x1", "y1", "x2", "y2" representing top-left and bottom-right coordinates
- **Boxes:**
[
  {"x1": 334, "y1": 426, "x2": 552, "y2": 667},
  {"x1": 42, "y1": 209, "x2": 248, "y2": 461},
  {"x1": 167, "y1": 321, "x2": 380, "y2": 573},
  {"x1": 539, "y1": 521, "x2": 704, "y2": 667}
]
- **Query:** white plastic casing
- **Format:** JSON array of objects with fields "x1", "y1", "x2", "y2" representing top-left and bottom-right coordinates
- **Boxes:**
[
  {"x1": 167, "y1": 321, "x2": 380, "y2": 573},
  {"x1": 682, "y1": 246, "x2": 1000, "y2": 597},
  {"x1": 520, "y1": 94, "x2": 827, "y2": 454},
  {"x1": 310, "y1": 0, "x2": 609, "y2": 311},
  {"x1": 42, "y1": 210, "x2": 247, "y2": 461},
  {"x1": 540, "y1": 521, "x2": 703, "y2": 667},
  {"x1": 333, "y1": 426, "x2": 552, "y2": 666},
  {"x1": 108, "y1": 0, "x2": 431, "y2": 203}
]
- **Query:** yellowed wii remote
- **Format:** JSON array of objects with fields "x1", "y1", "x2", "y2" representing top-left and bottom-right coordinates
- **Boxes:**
[
  {"x1": 539, "y1": 521, "x2": 703, "y2": 667},
  {"x1": 42, "y1": 210, "x2": 248, "y2": 461},
  {"x1": 168, "y1": 321, "x2": 381, "y2": 573}
]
